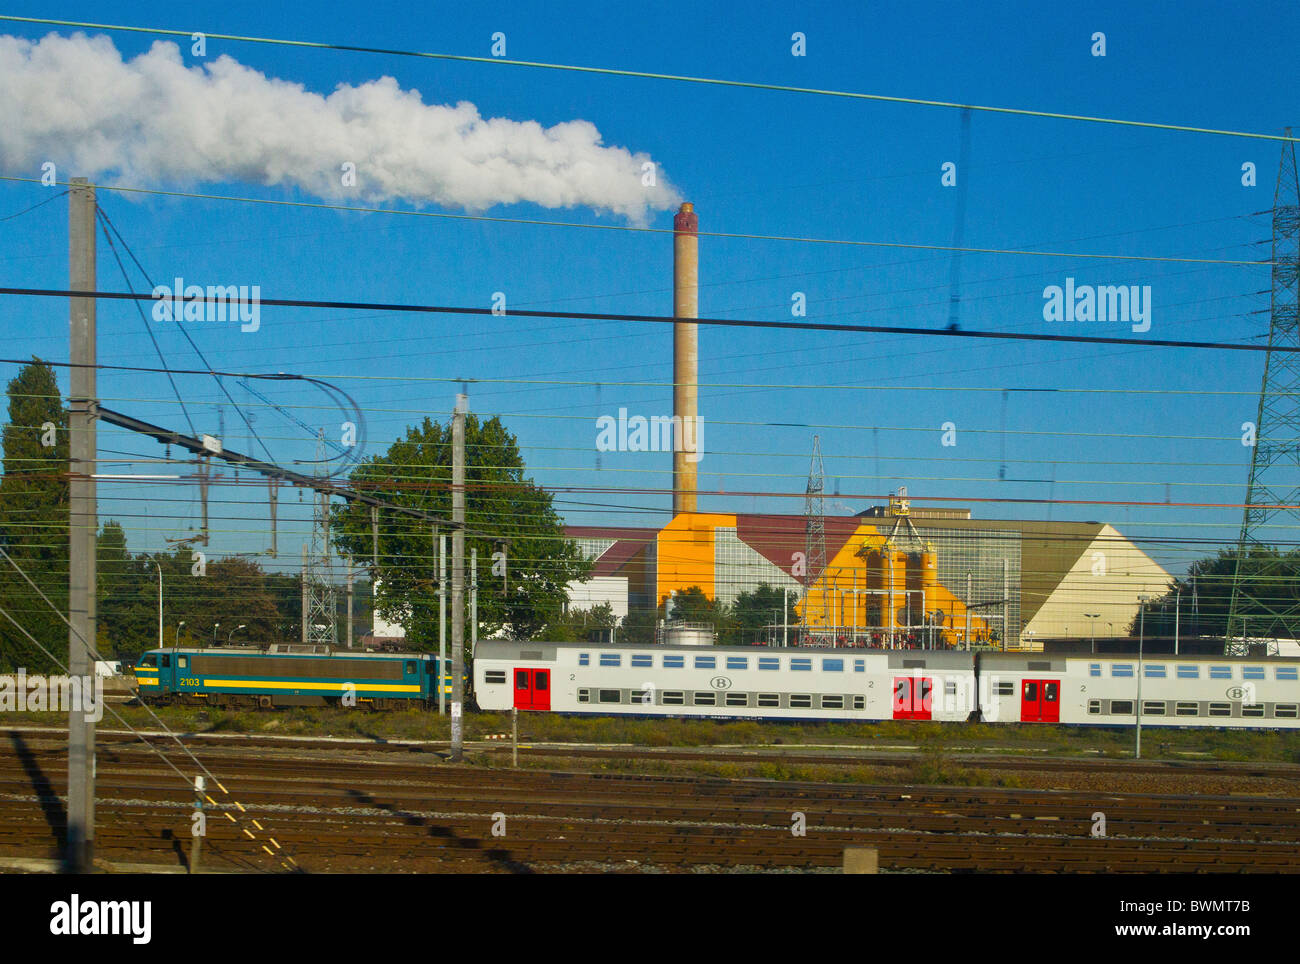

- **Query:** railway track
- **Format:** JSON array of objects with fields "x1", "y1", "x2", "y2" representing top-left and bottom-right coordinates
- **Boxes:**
[
  {"x1": 1, "y1": 731, "x2": 1298, "y2": 873},
  {"x1": 11, "y1": 726, "x2": 1299, "y2": 780}
]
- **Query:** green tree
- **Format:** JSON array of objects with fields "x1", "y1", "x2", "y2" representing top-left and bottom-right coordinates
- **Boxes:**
[
  {"x1": 0, "y1": 359, "x2": 68, "y2": 672},
  {"x1": 1133, "y1": 546, "x2": 1300, "y2": 638},
  {"x1": 331, "y1": 415, "x2": 589, "y2": 651},
  {"x1": 726, "y1": 583, "x2": 787, "y2": 645},
  {"x1": 96, "y1": 520, "x2": 153, "y2": 660}
]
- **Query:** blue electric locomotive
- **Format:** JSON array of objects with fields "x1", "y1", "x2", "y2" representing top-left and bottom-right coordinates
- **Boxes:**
[{"x1": 134, "y1": 646, "x2": 450, "y2": 709}]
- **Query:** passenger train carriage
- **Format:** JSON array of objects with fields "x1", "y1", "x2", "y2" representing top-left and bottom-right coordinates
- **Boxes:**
[
  {"x1": 475, "y1": 641, "x2": 1300, "y2": 729},
  {"x1": 474, "y1": 641, "x2": 978, "y2": 722},
  {"x1": 134, "y1": 647, "x2": 451, "y2": 709},
  {"x1": 979, "y1": 653, "x2": 1300, "y2": 728}
]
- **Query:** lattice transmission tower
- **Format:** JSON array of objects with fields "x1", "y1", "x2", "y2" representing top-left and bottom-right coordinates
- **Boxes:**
[
  {"x1": 802, "y1": 435, "x2": 829, "y2": 640},
  {"x1": 1225, "y1": 131, "x2": 1300, "y2": 656}
]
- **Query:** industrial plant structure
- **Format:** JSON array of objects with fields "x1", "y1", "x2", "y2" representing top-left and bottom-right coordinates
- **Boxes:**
[{"x1": 563, "y1": 201, "x2": 1171, "y2": 650}]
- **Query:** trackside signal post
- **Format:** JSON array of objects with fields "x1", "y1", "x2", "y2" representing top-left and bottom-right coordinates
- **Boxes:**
[{"x1": 67, "y1": 178, "x2": 97, "y2": 873}]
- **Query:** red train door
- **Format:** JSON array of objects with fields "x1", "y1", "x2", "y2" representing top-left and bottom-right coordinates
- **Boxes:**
[
  {"x1": 1021, "y1": 679, "x2": 1060, "y2": 723},
  {"x1": 1041, "y1": 680, "x2": 1059, "y2": 722},
  {"x1": 513, "y1": 668, "x2": 551, "y2": 711},
  {"x1": 892, "y1": 677, "x2": 932, "y2": 720}
]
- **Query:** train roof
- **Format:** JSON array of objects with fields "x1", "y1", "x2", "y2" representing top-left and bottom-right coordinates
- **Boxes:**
[
  {"x1": 473, "y1": 640, "x2": 975, "y2": 668},
  {"x1": 982, "y1": 651, "x2": 1300, "y2": 665},
  {"x1": 142, "y1": 646, "x2": 431, "y2": 659}
]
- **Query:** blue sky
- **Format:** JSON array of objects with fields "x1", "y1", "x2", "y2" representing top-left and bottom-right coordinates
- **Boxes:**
[{"x1": 0, "y1": 0, "x2": 1297, "y2": 581}]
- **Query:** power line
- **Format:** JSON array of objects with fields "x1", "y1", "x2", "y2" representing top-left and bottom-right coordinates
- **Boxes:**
[
  {"x1": 0, "y1": 288, "x2": 1287, "y2": 353},
  {"x1": 0, "y1": 176, "x2": 1273, "y2": 266},
  {"x1": 0, "y1": 15, "x2": 1295, "y2": 143}
]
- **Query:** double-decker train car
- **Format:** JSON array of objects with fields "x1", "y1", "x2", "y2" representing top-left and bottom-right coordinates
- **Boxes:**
[
  {"x1": 134, "y1": 646, "x2": 450, "y2": 709},
  {"x1": 473, "y1": 640, "x2": 978, "y2": 722},
  {"x1": 476, "y1": 641, "x2": 1300, "y2": 730},
  {"x1": 979, "y1": 653, "x2": 1300, "y2": 729}
]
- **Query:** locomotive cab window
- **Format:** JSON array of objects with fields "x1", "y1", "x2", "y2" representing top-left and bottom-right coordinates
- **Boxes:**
[{"x1": 138, "y1": 655, "x2": 157, "y2": 667}]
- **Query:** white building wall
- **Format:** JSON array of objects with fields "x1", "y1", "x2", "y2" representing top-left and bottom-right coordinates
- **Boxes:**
[{"x1": 566, "y1": 576, "x2": 629, "y2": 621}]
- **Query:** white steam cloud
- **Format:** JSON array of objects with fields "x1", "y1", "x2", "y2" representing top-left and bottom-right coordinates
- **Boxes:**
[{"x1": 0, "y1": 32, "x2": 681, "y2": 221}]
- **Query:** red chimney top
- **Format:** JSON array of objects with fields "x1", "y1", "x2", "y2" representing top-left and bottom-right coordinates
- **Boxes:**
[{"x1": 673, "y1": 202, "x2": 697, "y2": 235}]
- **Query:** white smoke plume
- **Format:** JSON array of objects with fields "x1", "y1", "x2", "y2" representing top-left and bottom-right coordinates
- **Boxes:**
[{"x1": 0, "y1": 32, "x2": 681, "y2": 221}]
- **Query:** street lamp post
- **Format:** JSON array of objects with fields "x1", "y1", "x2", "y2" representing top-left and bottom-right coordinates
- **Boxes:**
[
  {"x1": 1136, "y1": 595, "x2": 1151, "y2": 760},
  {"x1": 152, "y1": 560, "x2": 164, "y2": 650},
  {"x1": 174, "y1": 620, "x2": 185, "y2": 649},
  {"x1": 212, "y1": 622, "x2": 220, "y2": 646},
  {"x1": 1084, "y1": 613, "x2": 1100, "y2": 654},
  {"x1": 228, "y1": 624, "x2": 247, "y2": 645}
]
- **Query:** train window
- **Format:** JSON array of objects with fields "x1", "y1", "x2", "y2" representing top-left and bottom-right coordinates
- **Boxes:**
[
  {"x1": 1275, "y1": 704, "x2": 1299, "y2": 718},
  {"x1": 1110, "y1": 700, "x2": 1134, "y2": 715},
  {"x1": 693, "y1": 692, "x2": 716, "y2": 706},
  {"x1": 725, "y1": 693, "x2": 749, "y2": 707},
  {"x1": 944, "y1": 680, "x2": 958, "y2": 696},
  {"x1": 662, "y1": 691, "x2": 685, "y2": 705},
  {"x1": 598, "y1": 689, "x2": 621, "y2": 703},
  {"x1": 694, "y1": 656, "x2": 717, "y2": 670},
  {"x1": 579, "y1": 653, "x2": 590, "y2": 666},
  {"x1": 1242, "y1": 704, "x2": 1265, "y2": 718},
  {"x1": 631, "y1": 654, "x2": 652, "y2": 668},
  {"x1": 664, "y1": 655, "x2": 685, "y2": 669},
  {"x1": 515, "y1": 670, "x2": 528, "y2": 689},
  {"x1": 822, "y1": 659, "x2": 844, "y2": 672},
  {"x1": 599, "y1": 654, "x2": 621, "y2": 667},
  {"x1": 577, "y1": 689, "x2": 590, "y2": 703},
  {"x1": 757, "y1": 693, "x2": 780, "y2": 707},
  {"x1": 138, "y1": 655, "x2": 157, "y2": 667},
  {"x1": 994, "y1": 682, "x2": 1014, "y2": 696},
  {"x1": 630, "y1": 689, "x2": 654, "y2": 705},
  {"x1": 758, "y1": 658, "x2": 780, "y2": 671},
  {"x1": 1277, "y1": 667, "x2": 1299, "y2": 681},
  {"x1": 1175, "y1": 702, "x2": 1199, "y2": 716},
  {"x1": 854, "y1": 659, "x2": 865, "y2": 673},
  {"x1": 1208, "y1": 703, "x2": 1232, "y2": 717},
  {"x1": 1111, "y1": 664, "x2": 1133, "y2": 677},
  {"x1": 1176, "y1": 665, "x2": 1199, "y2": 679},
  {"x1": 1087, "y1": 700, "x2": 1101, "y2": 714},
  {"x1": 1142, "y1": 701, "x2": 1166, "y2": 716},
  {"x1": 1209, "y1": 666, "x2": 1232, "y2": 679},
  {"x1": 790, "y1": 658, "x2": 812, "y2": 672},
  {"x1": 789, "y1": 694, "x2": 812, "y2": 708},
  {"x1": 484, "y1": 670, "x2": 507, "y2": 684},
  {"x1": 726, "y1": 657, "x2": 748, "y2": 671},
  {"x1": 405, "y1": 661, "x2": 417, "y2": 674},
  {"x1": 1143, "y1": 665, "x2": 1166, "y2": 678},
  {"x1": 1243, "y1": 666, "x2": 1266, "y2": 680},
  {"x1": 821, "y1": 695, "x2": 844, "y2": 709},
  {"x1": 535, "y1": 674, "x2": 548, "y2": 691},
  {"x1": 161, "y1": 654, "x2": 172, "y2": 669},
  {"x1": 1089, "y1": 664, "x2": 1101, "y2": 677},
  {"x1": 852, "y1": 696, "x2": 865, "y2": 710},
  {"x1": 178, "y1": 656, "x2": 188, "y2": 669}
]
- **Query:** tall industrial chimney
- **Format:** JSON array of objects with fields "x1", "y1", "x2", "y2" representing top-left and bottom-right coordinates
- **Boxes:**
[{"x1": 673, "y1": 202, "x2": 699, "y2": 515}]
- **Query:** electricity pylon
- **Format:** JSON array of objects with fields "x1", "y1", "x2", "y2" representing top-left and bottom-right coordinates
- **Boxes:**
[{"x1": 1225, "y1": 132, "x2": 1300, "y2": 656}]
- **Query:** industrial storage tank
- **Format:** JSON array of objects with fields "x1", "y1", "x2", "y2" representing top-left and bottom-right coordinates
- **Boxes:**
[{"x1": 659, "y1": 622, "x2": 715, "y2": 646}]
